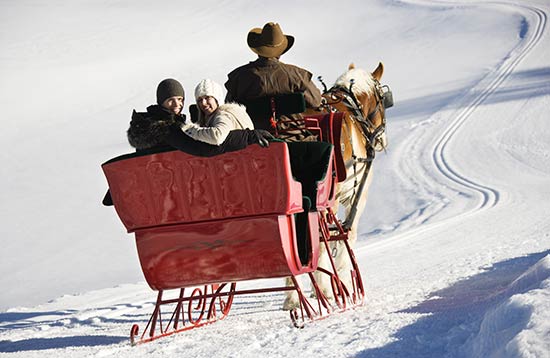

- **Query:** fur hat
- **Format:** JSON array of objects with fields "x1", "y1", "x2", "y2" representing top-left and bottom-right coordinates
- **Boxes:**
[
  {"x1": 194, "y1": 79, "x2": 224, "y2": 105},
  {"x1": 156, "y1": 78, "x2": 185, "y2": 105},
  {"x1": 247, "y1": 22, "x2": 294, "y2": 58}
]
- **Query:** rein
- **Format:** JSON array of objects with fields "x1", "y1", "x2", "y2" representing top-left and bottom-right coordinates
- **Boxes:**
[{"x1": 320, "y1": 79, "x2": 389, "y2": 230}]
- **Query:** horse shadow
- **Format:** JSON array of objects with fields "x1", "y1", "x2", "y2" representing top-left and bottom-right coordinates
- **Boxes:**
[
  {"x1": 0, "y1": 303, "x2": 146, "y2": 331},
  {"x1": 355, "y1": 249, "x2": 550, "y2": 358},
  {"x1": 0, "y1": 303, "x2": 150, "y2": 352},
  {"x1": 0, "y1": 310, "x2": 76, "y2": 327}
]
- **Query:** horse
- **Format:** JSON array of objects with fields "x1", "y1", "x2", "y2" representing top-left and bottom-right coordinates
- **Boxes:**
[{"x1": 283, "y1": 62, "x2": 390, "y2": 309}]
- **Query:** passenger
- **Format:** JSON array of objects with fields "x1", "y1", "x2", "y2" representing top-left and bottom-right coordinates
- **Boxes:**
[
  {"x1": 127, "y1": 78, "x2": 272, "y2": 156},
  {"x1": 224, "y1": 22, "x2": 322, "y2": 139},
  {"x1": 103, "y1": 78, "x2": 272, "y2": 206},
  {"x1": 181, "y1": 79, "x2": 254, "y2": 145}
]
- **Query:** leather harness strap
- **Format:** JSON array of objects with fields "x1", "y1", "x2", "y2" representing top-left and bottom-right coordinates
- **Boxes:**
[{"x1": 322, "y1": 83, "x2": 386, "y2": 230}]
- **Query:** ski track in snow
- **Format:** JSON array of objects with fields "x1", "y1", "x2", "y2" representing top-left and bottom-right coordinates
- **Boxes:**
[
  {"x1": 385, "y1": 0, "x2": 547, "y2": 234},
  {"x1": 431, "y1": 1, "x2": 547, "y2": 211}
]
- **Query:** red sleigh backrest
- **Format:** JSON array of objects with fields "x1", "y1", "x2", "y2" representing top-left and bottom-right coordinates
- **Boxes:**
[
  {"x1": 102, "y1": 143, "x2": 303, "y2": 233},
  {"x1": 303, "y1": 112, "x2": 346, "y2": 182}
]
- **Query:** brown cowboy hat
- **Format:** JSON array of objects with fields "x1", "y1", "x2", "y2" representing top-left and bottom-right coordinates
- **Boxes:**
[{"x1": 247, "y1": 22, "x2": 295, "y2": 58}]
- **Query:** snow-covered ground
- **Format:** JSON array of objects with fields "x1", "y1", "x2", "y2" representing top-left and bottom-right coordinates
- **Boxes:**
[{"x1": 1, "y1": 0, "x2": 549, "y2": 356}]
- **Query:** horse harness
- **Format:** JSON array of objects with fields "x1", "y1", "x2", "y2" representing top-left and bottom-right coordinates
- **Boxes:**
[
  {"x1": 323, "y1": 78, "x2": 390, "y2": 154},
  {"x1": 320, "y1": 77, "x2": 393, "y2": 230}
]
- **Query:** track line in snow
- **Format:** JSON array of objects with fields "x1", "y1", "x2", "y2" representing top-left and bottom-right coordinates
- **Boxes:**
[
  {"x1": 390, "y1": 0, "x2": 547, "y2": 231},
  {"x1": 431, "y1": 1, "x2": 547, "y2": 211}
]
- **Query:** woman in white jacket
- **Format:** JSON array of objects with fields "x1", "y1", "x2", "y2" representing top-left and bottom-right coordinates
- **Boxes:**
[{"x1": 181, "y1": 78, "x2": 254, "y2": 145}]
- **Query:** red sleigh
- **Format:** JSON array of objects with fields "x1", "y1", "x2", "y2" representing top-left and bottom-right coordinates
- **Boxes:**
[{"x1": 102, "y1": 117, "x2": 364, "y2": 345}]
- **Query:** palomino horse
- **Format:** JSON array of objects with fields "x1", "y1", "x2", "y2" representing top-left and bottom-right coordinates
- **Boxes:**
[{"x1": 283, "y1": 62, "x2": 390, "y2": 309}]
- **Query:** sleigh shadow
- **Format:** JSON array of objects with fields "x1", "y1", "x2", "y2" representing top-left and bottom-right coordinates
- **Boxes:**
[{"x1": 0, "y1": 335, "x2": 127, "y2": 353}]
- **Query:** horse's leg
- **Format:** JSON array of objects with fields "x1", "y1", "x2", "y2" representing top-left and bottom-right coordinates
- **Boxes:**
[
  {"x1": 311, "y1": 204, "x2": 341, "y2": 300},
  {"x1": 333, "y1": 224, "x2": 357, "y2": 293},
  {"x1": 312, "y1": 237, "x2": 334, "y2": 299},
  {"x1": 283, "y1": 276, "x2": 300, "y2": 310},
  {"x1": 333, "y1": 170, "x2": 373, "y2": 293}
]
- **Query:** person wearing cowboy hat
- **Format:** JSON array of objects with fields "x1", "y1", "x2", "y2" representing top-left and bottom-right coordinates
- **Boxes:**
[{"x1": 224, "y1": 22, "x2": 322, "y2": 134}]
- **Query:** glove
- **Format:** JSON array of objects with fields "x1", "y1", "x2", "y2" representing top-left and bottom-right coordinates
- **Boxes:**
[{"x1": 250, "y1": 129, "x2": 275, "y2": 147}]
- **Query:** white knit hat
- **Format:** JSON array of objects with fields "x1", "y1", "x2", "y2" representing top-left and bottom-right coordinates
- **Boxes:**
[{"x1": 194, "y1": 79, "x2": 224, "y2": 105}]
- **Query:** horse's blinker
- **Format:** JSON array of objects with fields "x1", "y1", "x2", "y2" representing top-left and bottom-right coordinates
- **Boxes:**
[{"x1": 380, "y1": 84, "x2": 393, "y2": 109}]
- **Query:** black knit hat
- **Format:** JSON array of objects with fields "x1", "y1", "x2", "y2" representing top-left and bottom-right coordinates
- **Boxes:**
[{"x1": 156, "y1": 78, "x2": 185, "y2": 105}]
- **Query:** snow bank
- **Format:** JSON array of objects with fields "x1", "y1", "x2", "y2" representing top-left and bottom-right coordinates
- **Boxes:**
[{"x1": 463, "y1": 255, "x2": 550, "y2": 358}]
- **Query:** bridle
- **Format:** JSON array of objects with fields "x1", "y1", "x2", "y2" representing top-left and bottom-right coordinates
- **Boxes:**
[{"x1": 320, "y1": 77, "x2": 391, "y2": 153}]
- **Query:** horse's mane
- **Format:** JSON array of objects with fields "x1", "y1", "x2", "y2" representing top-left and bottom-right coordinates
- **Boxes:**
[{"x1": 334, "y1": 64, "x2": 376, "y2": 97}]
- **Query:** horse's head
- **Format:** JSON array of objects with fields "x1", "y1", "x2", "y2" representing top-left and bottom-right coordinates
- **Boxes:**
[{"x1": 325, "y1": 62, "x2": 390, "y2": 152}]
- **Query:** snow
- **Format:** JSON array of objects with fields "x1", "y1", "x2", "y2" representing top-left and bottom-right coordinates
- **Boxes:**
[{"x1": 1, "y1": 0, "x2": 550, "y2": 356}]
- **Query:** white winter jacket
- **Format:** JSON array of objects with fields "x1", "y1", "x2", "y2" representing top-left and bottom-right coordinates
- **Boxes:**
[{"x1": 181, "y1": 103, "x2": 254, "y2": 145}]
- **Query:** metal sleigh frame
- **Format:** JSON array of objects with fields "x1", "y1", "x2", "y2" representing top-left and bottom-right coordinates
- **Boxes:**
[
  {"x1": 129, "y1": 208, "x2": 364, "y2": 345},
  {"x1": 102, "y1": 114, "x2": 364, "y2": 345}
]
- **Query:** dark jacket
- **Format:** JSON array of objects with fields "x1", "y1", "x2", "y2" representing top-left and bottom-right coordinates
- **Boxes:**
[
  {"x1": 225, "y1": 57, "x2": 322, "y2": 130},
  {"x1": 127, "y1": 105, "x2": 259, "y2": 157},
  {"x1": 225, "y1": 57, "x2": 322, "y2": 106}
]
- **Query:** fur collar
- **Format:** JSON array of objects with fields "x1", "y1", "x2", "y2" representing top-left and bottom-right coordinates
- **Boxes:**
[{"x1": 127, "y1": 105, "x2": 185, "y2": 150}]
